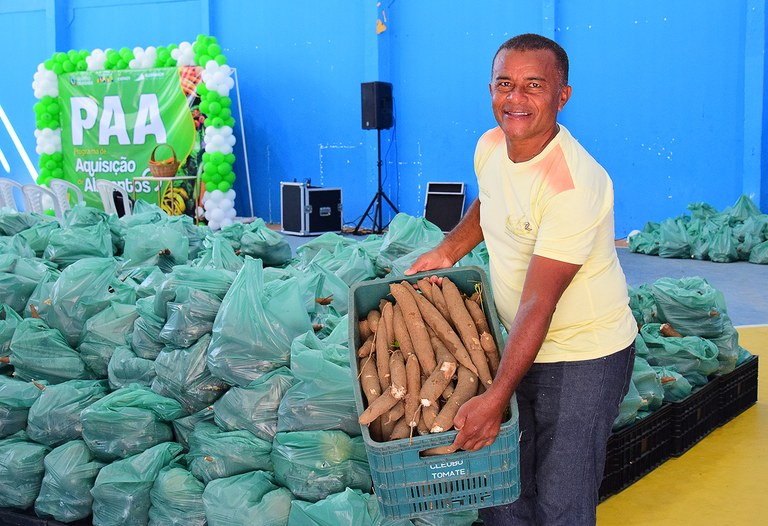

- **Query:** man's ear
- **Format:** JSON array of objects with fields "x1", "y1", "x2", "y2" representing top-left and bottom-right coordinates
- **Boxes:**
[{"x1": 558, "y1": 85, "x2": 572, "y2": 111}]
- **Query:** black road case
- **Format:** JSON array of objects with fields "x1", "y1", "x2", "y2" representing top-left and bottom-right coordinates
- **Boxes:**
[{"x1": 280, "y1": 182, "x2": 342, "y2": 236}]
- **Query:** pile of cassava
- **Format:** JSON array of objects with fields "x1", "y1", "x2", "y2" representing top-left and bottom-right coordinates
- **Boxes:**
[{"x1": 355, "y1": 276, "x2": 501, "y2": 445}]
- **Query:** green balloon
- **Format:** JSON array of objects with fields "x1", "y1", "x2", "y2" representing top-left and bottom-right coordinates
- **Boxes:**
[
  {"x1": 220, "y1": 97, "x2": 232, "y2": 108},
  {"x1": 196, "y1": 34, "x2": 207, "y2": 43},
  {"x1": 219, "y1": 108, "x2": 232, "y2": 120},
  {"x1": 76, "y1": 60, "x2": 87, "y2": 71},
  {"x1": 198, "y1": 54, "x2": 212, "y2": 66},
  {"x1": 217, "y1": 181, "x2": 231, "y2": 192},
  {"x1": 210, "y1": 173, "x2": 222, "y2": 184},
  {"x1": 197, "y1": 83, "x2": 209, "y2": 96},
  {"x1": 214, "y1": 54, "x2": 227, "y2": 65},
  {"x1": 54, "y1": 52, "x2": 67, "y2": 63},
  {"x1": 52, "y1": 63, "x2": 63, "y2": 75},
  {"x1": 78, "y1": 49, "x2": 90, "y2": 59},
  {"x1": 67, "y1": 49, "x2": 78, "y2": 60},
  {"x1": 224, "y1": 117, "x2": 236, "y2": 128},
  {"x1": 205, "y1": 90, "x2": 220, "y2": 102},
  {"x1": 202, "y1": 152, "x2": 211, "y2": 163},
  {"x1": 45, "y1": 159, "x2": 56, "y2": 171},
  {"x1": 208, "y1": 101, "x2": 221, "y2": 115},
  {"x1": 199, "y1": 101, "x2": 210, "y2": 114},
  {"x1": 216, "y1": 163, "x2": 231, "y2": 176},
  {"x1": 116, "y1": 59, "x2": 128, "y2": 69},
  {"x1": 208, "y1": 44, "x2": 222, "y2": 56},
  {"x1": 211, "y1": 152, "x2": 224, "y2": 164},
  {"x1": 62, "y1": 60, "x2": 74, "y2": 72},
  {"x1": 223, "y1": 172, "x2": 236, "y2": 184},
  {"x1": 52, "y1": 167, "x2": 63, "y2": 178},
  {"x1": 44, "y1": 59, "x2": 54, "y2": 70},
  {"x1": 33, "y1": 102, "x2": 44, "y2": 115},
  {"x1": 224, "y1": 153, "x2": 235, "y2": 164},
  {"x1": 119, "y1": 47, "x2": 131, "y2": 57},
  {"x1": 52, "y1": 152, "x2": 62, "y2": 162},
  {"x1": 48, "y1": 102, "x2": 59, "y2": 114}
]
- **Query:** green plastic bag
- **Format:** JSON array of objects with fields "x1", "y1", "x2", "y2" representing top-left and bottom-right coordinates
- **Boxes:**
[
  {"x1": 79, "y1": 302, "x2": 139, "y2": 377},
  {"x1": 43, "y1": 221, "x2": 113, "y2": 267},
  {"x1": 613, "y1": 379, "x2": 642, "y2": 431},
  {"x1": 0, "y1": 430, "x2": 50, "y2": 509},
  {"x1": 652, "y1": 366, "x2": 692, "y2": 402},
  {"x1": 187, "y1": 421, "x2": 273, "y2": 483},
  {"x1": 722, "y1": 194, "x2": 762, "y2": 221},
  {"x1": 632, "y1": 356, "x2": 664, "y2": 411},
  {"x1": 375, "y1": 213, "x2": 444, "y2": 274},
  {"x1": 15, "y1": 219, "x2": 60, "y2": 257},
  {"x1": 658, "y1": 216, "x2": 691, "y2": 259},
  {"x1": 628, "y1": 284, "x2": 657, "y2": 326},
  {"x1": 91, "y1": 441, "x2": 184, "y2": 526},
  {"x1": 44, "y1": 257, "x2": 128, "y2": 348},
  {"x1": 61, "y1": 203, "x2": 124, "y2": 255},
  {"x1": 0, "y1": 235, "x2": 36, "y2": 257},
  {"x1": 202, "y1": 470, "x2": 294, "y2": 526},
  {"x1": 151, "y1": 333, "x2": 229, "y2": 414},
  {"x1": 271, "y1": 430, "x2": 371, "y2": 503},
  {"x1": 9, "y1": 318, "x2": 95, "y2": 384},
  {"x1": 288, "y1": 488, "x2": 378, "y2": 526},
  {"x1": 158, "y1": 287, "x2": 222, "y2": 347},
  {"x1": 122, "y1": 223, "x2": 190, "y2": 272},
  {"x1": 707, "y1": 224, "x2": 739, "y2": 263},
  {"x1": 0, "y1": 209, "x2": 41, "y2": 235},
  {"x1": 131, "y1": 296, "x2": 166, "y2": 360},
  {"x1": 35, "y1": 440, "x2": 106, "y2": 522},
  {"x1": 277, "y1": 331, "x2": 359, "y2": 436},
  {"x1": 207, "y1": 257, "x2": 312, "y2": 387},
  {"x1": 0, "y1": 376, "x2": 46, "y2": 438},
  {"x1": 172, "y1": 406, "x2": 215, "y2": 450},
  {"x1": 80, "y1": 385, "x2": 185, "y2": 461},
  {"x1": 108, "y1": 346, "x2": 157, "y2": 390},
  {"x1": 651, "y1": 276, "x2": 727, "y2": 338},
  {"x1": 148, "y1": 465, "x2": 206, "y2": 526},
  {"x1": 749, "y1": 239, "x2": 768, "y2": 264},
  {"x1": 238, "y1": 218, "x2": 293, "y2": 267},
  {"x1": 639, "y1": 323, "x2": 720, "y2": 386},
  {"x1": 193, "y1": 234, "x2": 244, "y2": 272},
  {"x1": 214, "y1": 366, "x2": 296, "y2": 441},
  {"x1": 26, "y1": 379, "x2": 109, "y2": 447},
  {"x1": 709, "y1": 313, "x2": 740, "y2": 375},
  {"x1": 0, "y1": 303, "x2": 23, "y2": 371},
  {"x1": 0, "y1": 254, "x2": 52, "y2": 315}
]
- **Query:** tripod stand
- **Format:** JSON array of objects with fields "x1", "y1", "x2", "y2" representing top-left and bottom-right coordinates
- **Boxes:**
[{"x1": 354, "y1": 128, "x2": 398, "y2": 234}]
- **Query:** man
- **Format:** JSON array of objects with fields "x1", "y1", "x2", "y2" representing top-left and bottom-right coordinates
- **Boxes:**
[{"x1": 405, "y1": 34, "x2": 637, "y2": 525}]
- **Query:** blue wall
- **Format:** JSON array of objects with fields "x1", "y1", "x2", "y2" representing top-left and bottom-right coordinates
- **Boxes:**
[{"x1": 1, "y1": 0, "x2": 766, "y2": 236}]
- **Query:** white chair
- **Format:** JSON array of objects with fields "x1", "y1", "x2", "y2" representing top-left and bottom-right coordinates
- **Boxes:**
[
  {"x1": 0, "y1": 177, "x2": 24, "y2": 211},
  {"x1": 48, "y1": 178, "x2": 84, "y2": 212},
  {"x1": 22, "y1": 184, "x2": 63, "y2": 219},
  {"x1": 95, "y1": 179, "x2": 132, "y2": 216}
]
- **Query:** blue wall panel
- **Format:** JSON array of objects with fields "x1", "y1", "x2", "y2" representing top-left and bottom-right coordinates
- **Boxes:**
[{"x1": 0, "y1": 0, "x2": 765, "y2": 236}]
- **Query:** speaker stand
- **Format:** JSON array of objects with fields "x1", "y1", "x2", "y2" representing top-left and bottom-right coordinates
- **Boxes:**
[{"x1": 354, "y1": 128, "x2": 398, "y2": 235}]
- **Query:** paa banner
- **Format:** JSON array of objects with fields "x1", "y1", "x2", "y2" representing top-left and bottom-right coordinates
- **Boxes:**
[{"x1": 58, "y1": 68, "x2": 200, "y2": 213}]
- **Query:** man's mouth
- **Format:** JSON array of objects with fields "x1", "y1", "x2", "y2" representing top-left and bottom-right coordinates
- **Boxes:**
[{"x1": 505, "y1": 110, "x2": 531, "y2": 117}]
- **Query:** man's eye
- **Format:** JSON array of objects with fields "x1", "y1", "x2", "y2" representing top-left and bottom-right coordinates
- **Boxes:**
[{"x1": 529, "y1": 82, "x2": 541, "y2": 88}]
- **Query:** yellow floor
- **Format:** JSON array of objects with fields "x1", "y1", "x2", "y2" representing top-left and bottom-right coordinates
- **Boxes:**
[{"x1": 597, "y1": 325, "x2": 767, "y2": 525}]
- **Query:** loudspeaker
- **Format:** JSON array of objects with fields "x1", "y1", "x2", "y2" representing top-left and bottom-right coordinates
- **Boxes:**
[
  {"x1": 361, "y1": 81, "x2": 393, "y2": 130},
  {"x1": 424, "y1": 182, "x2": 466, "y2": 232}
]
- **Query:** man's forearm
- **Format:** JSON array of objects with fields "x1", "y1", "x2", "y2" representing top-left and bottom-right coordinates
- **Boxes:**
[{"x1": 438, "y1": 198, "x2": 484, "y2": 264}]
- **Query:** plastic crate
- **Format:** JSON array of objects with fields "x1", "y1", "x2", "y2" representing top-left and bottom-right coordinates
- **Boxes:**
[
  {"x1": 599, "y1": 403, "x2": 673, "y2": 500},
  {"x1": 348, "y1": 266, "x2": 520, "y2": 520},
  {"x1": 718, "y1": 355, "x2": 759, "y2": 425},
  {"x1": 669, "y1": 377, "x2": 721, "y2": 456}
]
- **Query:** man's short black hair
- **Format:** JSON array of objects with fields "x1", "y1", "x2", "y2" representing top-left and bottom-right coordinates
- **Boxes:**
[{"x1": 492, "y1": 33, "x2": 569, "y2": 87}]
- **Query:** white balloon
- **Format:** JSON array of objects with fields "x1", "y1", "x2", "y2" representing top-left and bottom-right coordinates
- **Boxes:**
[
  {"x1": 224, "y1": 208, "x2": 237, "y2": 219},
  {"x1": 210, "y1": 189, "x2": 224, "y2": 202},
  {"x1": 208, "y1": 220, "x2": 220, "y2": 231},
  {"x1": 219, "y1": 198, "x2": 233, "y2": 210},
  {"x1": 220, "y1": 217, "x2": 234, "y2": 227},
  {"x1": 226, "y1": 189, "x2": 236, "y2": 200},
  {"x1": 210, "y1": 208, "x2": 224, "y2": 222}
]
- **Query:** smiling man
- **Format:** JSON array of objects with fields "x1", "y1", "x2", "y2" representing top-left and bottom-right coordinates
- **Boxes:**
[{"x1": 406, "y1": 34, "x2": 637, "y2": 525}]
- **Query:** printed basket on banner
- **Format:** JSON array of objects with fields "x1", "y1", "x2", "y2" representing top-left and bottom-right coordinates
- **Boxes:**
[{"x1": 148, "y1": 143, "x2": 180, "y2": 178}]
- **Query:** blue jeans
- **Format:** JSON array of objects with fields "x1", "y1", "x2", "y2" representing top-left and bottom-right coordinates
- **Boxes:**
[{"x1": 479, "y1": 344, "x2": 635, "y2": 526}]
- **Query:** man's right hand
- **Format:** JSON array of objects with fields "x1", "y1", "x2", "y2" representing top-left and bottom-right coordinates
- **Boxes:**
[{"x1": 404, "y1": 248, "x2": 455, "y2": 276}]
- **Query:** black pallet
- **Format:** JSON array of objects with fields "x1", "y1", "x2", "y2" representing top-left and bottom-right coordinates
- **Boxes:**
[
  {"x1": 718, "y1": 355, "x2": 759, "y2": 425},
  {"x1": 599, "y1": 403, "x2": 674, "y2": 500},
  {"x1": 669, "y1": 377, "x2": 721, "y2": 457},
  {"x1": 0, "y1": 508, "x2": 90, "y2": 526}
]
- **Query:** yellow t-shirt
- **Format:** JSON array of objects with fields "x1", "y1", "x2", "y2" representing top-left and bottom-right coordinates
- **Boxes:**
[{"x1": 475, "y1": 125, "x2": 637, "y2": 363}]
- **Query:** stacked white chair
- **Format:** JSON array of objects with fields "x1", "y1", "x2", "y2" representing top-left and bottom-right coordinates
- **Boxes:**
[
  {"x1": 0, "y1": 177, "x2": 24, "y2": 211},
  {"x1": 95, "y1": 179, "x2": 132, "y2": 216},
  {"x1": 22, "y1": 184, "x2": 64, "y2": 219},
  {"x1": 48, "y1": 179, "x2": 84, "y2": 213}
]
